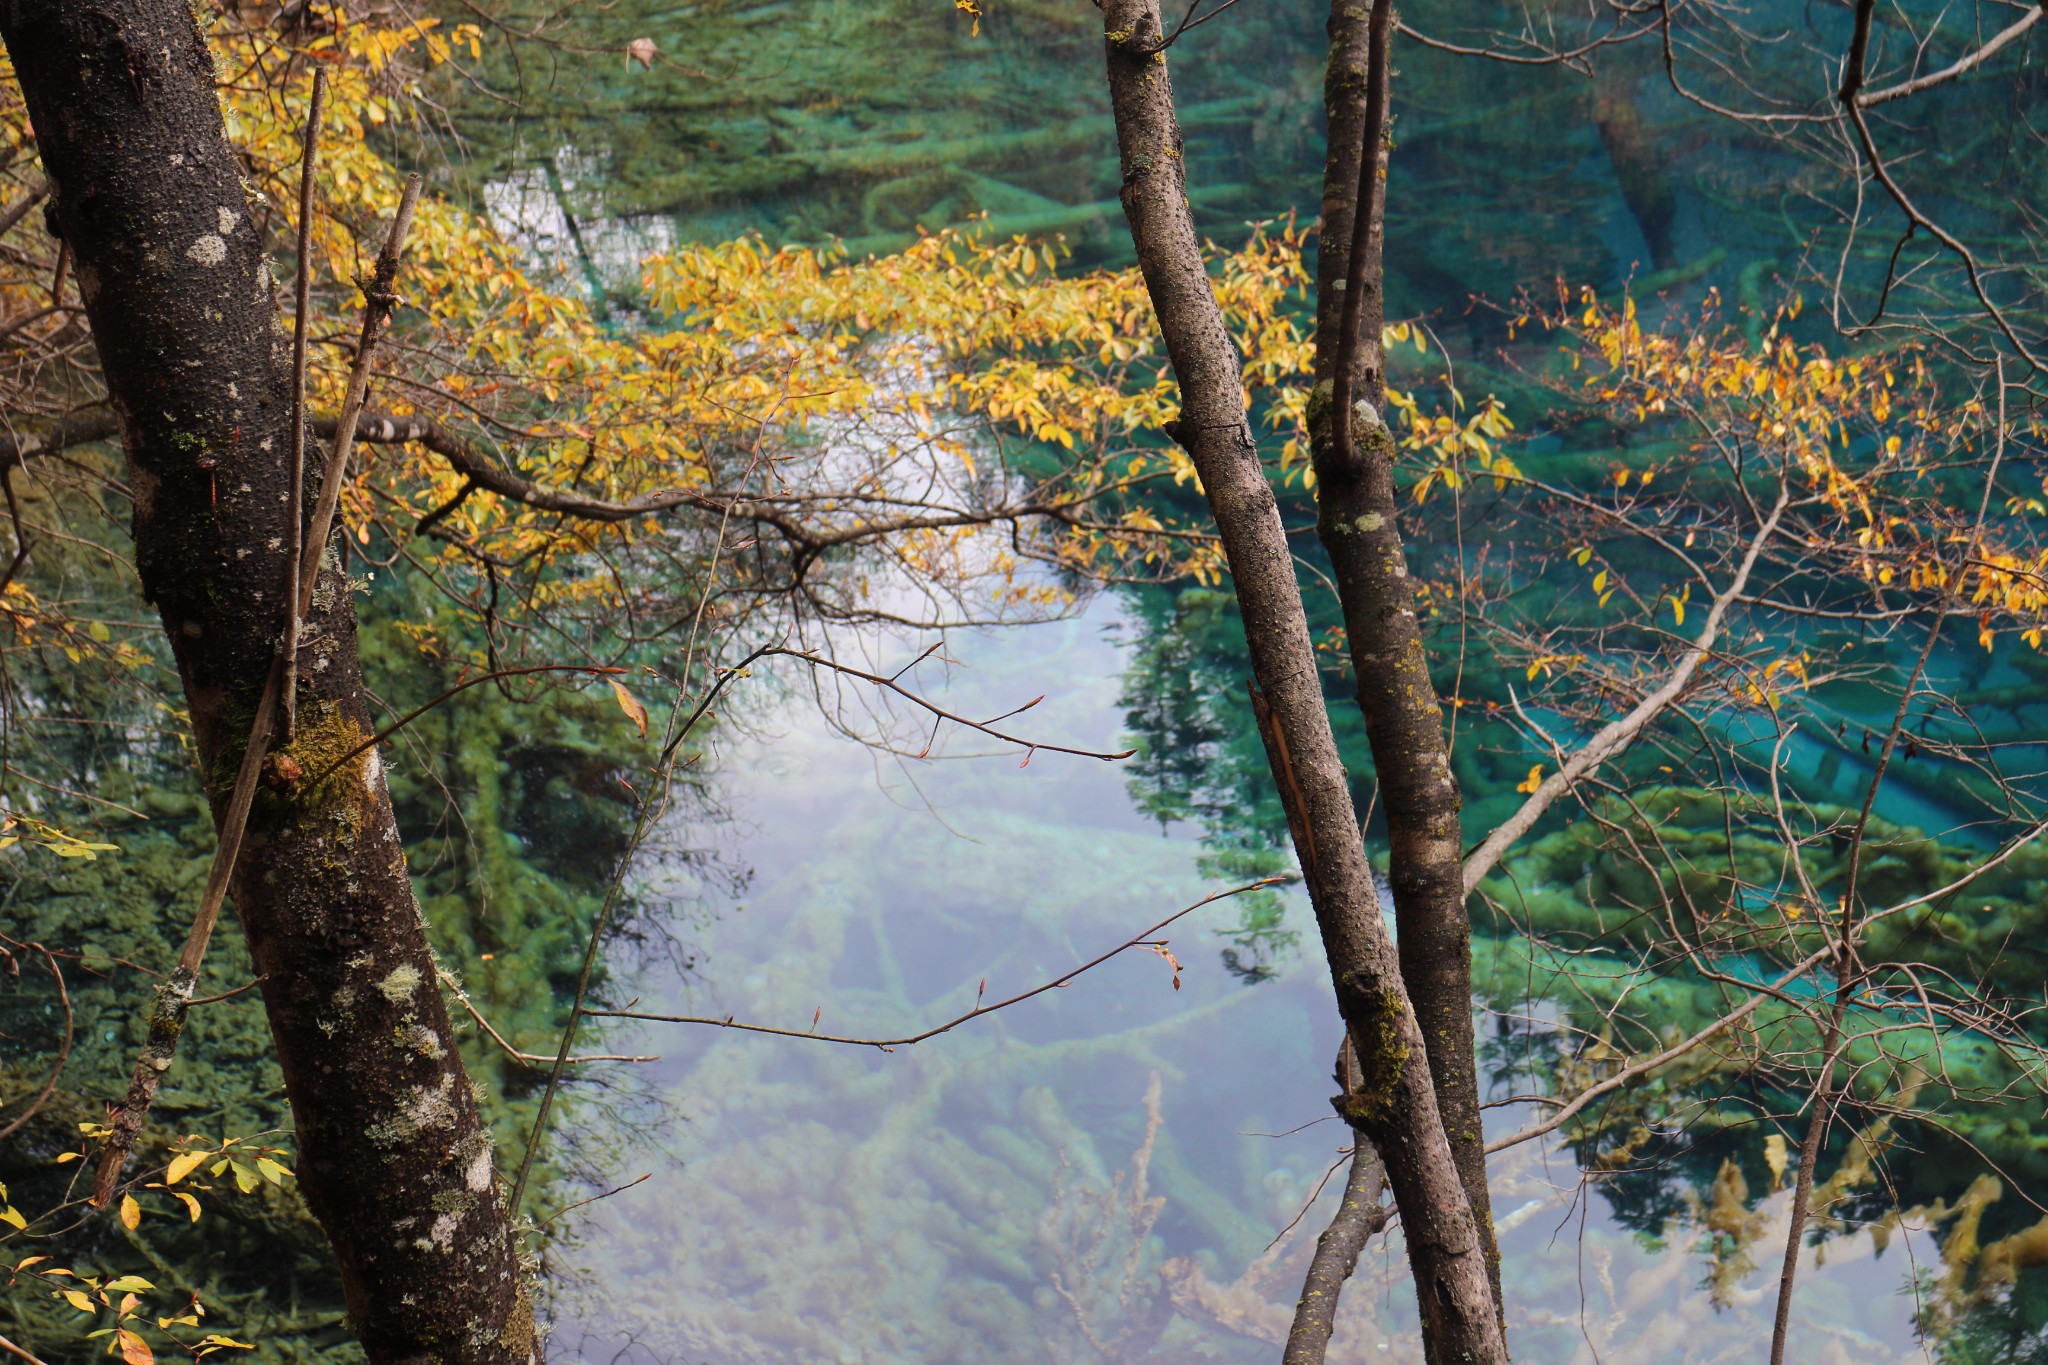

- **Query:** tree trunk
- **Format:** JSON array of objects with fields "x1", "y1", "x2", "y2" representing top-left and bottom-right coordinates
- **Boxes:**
[
  {"x1": 0, "y1": 4, "x2": 541, "y2": 1361},
  {"x1": 1308, "y1": 0, "x2": 1501, "y2": 1308},
  {"x1": 1100, "y1": 5, "x2": 1506, "y2": 1359}
]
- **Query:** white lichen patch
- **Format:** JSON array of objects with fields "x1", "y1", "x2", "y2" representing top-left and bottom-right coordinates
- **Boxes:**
[
  {"x1": 429, "y1": 1212, "x2": 459, "y2": 1249},
  {"x1": 378, "y1": 962, "x2": 424, "y2": 1003},
  {"x1": 217, "y1": 207, "x2": 240, "y2": 235},
  {"x1": 1355, "y1": 512, "x2": 1384, "y2": 532},
  {"x1": 369, "y1": 1074, "x2": 462, "y2": 1151},
  {"x1": 465, "y1": 1146, "x2": 494, "y2": 1192},
  {"x1": 187, "y1": 234, "x2": 227, "y2": 266},
  {"x1": 402, "y1": 1023, "x2": 445, "y2": 1059}
]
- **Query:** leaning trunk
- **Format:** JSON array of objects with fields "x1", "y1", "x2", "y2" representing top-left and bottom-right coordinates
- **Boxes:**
[
  {"x1": 0, "y1": 3, "x2": 540, "y2": 1361},
  {"x1": 1308, "y1": 0, "x2": 1501, "y2": 1306},
  {"x1": 1100, "y1": 4, "x2": 1506, "y2": 1360}
]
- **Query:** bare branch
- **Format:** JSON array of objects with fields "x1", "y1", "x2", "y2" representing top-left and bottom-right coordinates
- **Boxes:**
[{"x1": 588, "y1": 877, "x2": 1289, "y2": 1049}]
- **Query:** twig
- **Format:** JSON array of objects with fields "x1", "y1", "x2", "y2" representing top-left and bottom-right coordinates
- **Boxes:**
[
  {"x1": 1144, "y1": 0, "x2": 1253, "y2": 51},
  {"x1": 89, "y1": 173, "x2": 422, "y2": 1209},
  {"x1": 1462, "y1": 490, "x2": 1787, "y2": 892},
  {"x1": 765, "y1": 646, "x2": 1136, "y2": 763},
  {"x1": 296, "y1": 174, "x2": 421, "y2": 618},
  {"x1": 442, "y1": 972, "x2": 656, "y2": 1066},
  {"x1": 1483, "y1": 940, "x2": 1834, "y2": 1155},
  {"x1": 1858, "y1": 7, "x2": 2040, "y2": 106},
  {"x1": 1767, "y1": 359, "x2": 2011, "y2": 1365},
  {"x1": 588, "y1": 876, "x2": 1289, "y2": 1049},
  {"x1": 280, "y1": 69, "x2": 327, "y2": 742},
  {"x1": 309, "y1": 663, "x2": 625, "y2": 786},
  {"x1": 0, "y1": 939, "x2": 71, "y2": 1140},
  {"x1": 0, "y1": 1330, "x2": 52, "y2": 1365},
  {"x1": 0, "y1": 178, "x2": 46, "y2": 243},
  {"x1": 185, "y1": 977, "x2": 265, "y2": 1007},
  {"x1": 538, "y1": 1173, "x2": 651, "y2": 1228}
]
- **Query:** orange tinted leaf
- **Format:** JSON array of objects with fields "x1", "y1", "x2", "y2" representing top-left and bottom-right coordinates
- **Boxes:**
[
  {"x1": 118, "y1": 1327, "x2": 155, "y2": 1365},
  {"x1": 609, "y1": 679, "x2": 649, "y2": 738}
]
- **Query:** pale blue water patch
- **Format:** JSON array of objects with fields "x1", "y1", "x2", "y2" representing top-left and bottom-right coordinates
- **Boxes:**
[{"x1": 548, "y1": 596, "x2": 1942, "y2": 1365}]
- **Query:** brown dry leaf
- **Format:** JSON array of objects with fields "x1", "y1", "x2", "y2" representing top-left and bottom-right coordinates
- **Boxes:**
[{"x1": 610, "y1": 678, "x2": 649, "y2": 738}]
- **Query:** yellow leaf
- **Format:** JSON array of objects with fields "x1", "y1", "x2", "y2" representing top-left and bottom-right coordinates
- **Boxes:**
[
  {"x1": 0, "y1": 1205, "x2": 24, "y2": 1230},
  {"x1": 1516, "y1": 765, "x2": 1543, "y2": 795},
  {"x1": 118, "y1": 1327, "x2": 155, "y2": 1365},
  {"x1": 173, "y1": 1193, "x2": 201, "y2": 1223},
  {"x1": 609, "y1": 678, "x2": 649, "y2": 739},
  {"x1": 63, "y1": 1289, "x2": 93, "y2": 1313},
  {"x1": 119, "y1": 1194, "x2": 141, "y2": 1230},
  {"x1": 165, "y1": 1153, "x2": 205, "y2": 1186}
]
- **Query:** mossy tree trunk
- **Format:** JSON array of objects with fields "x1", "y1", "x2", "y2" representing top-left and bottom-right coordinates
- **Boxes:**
[
  {"x1": 1307, "y1": 0, "x2": 1502, "y2": 1313},
  {"x1": 0, "y1": 2, "x2": 540, "y2": 1360},
  {"x1": 1099, "y1": 3, "x2": 1505, "y2": 1360}
]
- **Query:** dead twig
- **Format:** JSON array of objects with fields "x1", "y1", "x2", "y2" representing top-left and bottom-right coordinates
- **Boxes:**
[{"x1": 589, "y1": 876, "x2": 1289, "y2": 1049}]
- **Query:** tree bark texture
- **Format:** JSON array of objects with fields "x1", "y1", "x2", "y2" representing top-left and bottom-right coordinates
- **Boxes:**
[
  {"x1": 1100, "y1": 5, "x2": 1506, "y2": 1359},
  {"x1": 0, "y1": 4, "x2": 541, "y2": 1361},
  {"x1": 1309, "y1": 0, "x2": 1501, "y2": 1306}
]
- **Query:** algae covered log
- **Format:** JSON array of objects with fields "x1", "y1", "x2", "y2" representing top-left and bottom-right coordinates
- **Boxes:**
[{"x1": 0, "y1": 1, "x2": 538, "y2": 1360}]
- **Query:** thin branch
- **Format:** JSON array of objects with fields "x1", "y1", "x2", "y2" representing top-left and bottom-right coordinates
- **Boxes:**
[
  {"x1": 538, "y1": 1173, "x2": 651, "y2": 1228},
  {"x1": 0, "y1": 939, "x2": 71, "y2": 1141},
  {"x1": 1283, "y1": 1143, "x2": 1388, "y2": 1364},
  {"x1": 1859, "y1": 7, "x2": 2041, "y2": 106},
  {"x1": 1393, "y1": 17, "x2": 1656, "y2": 66},
  {"x1": 0, "y1": 178, "x2": 46, "y2": 243},
  {"x1": 761, "y1": 646, "x2": 1137, "y2": 763},
  {"x1": 308, "y1": 663, "x2": 626, "y2": 786},
  {"x1": 1463, "y1": 490, "x2": 1787, "y2": 892},
  {"x1": 1483, "y1": 940, "x2": 1833, "y2": 1155},
  {"x1": 280, "y1": 69, "x2": 327, "y2": 742},
  {"x1": 589, "y1": 877, "x2": 1290, "y2": 1049},
  {"x1": 1145, "y1": 0, "x2": 1253, "y2": 51},
  {"x1": 0, "y1": 1331, "x2": 52, "y2": 1365},
  {"x1": 441, "y1": 971, "x2": 656, "y2": 1066}
]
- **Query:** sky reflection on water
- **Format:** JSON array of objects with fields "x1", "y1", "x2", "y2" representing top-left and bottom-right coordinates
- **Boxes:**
[{"x1": 549, "y1": 600, "x2": 1944, "y2": 1364}]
